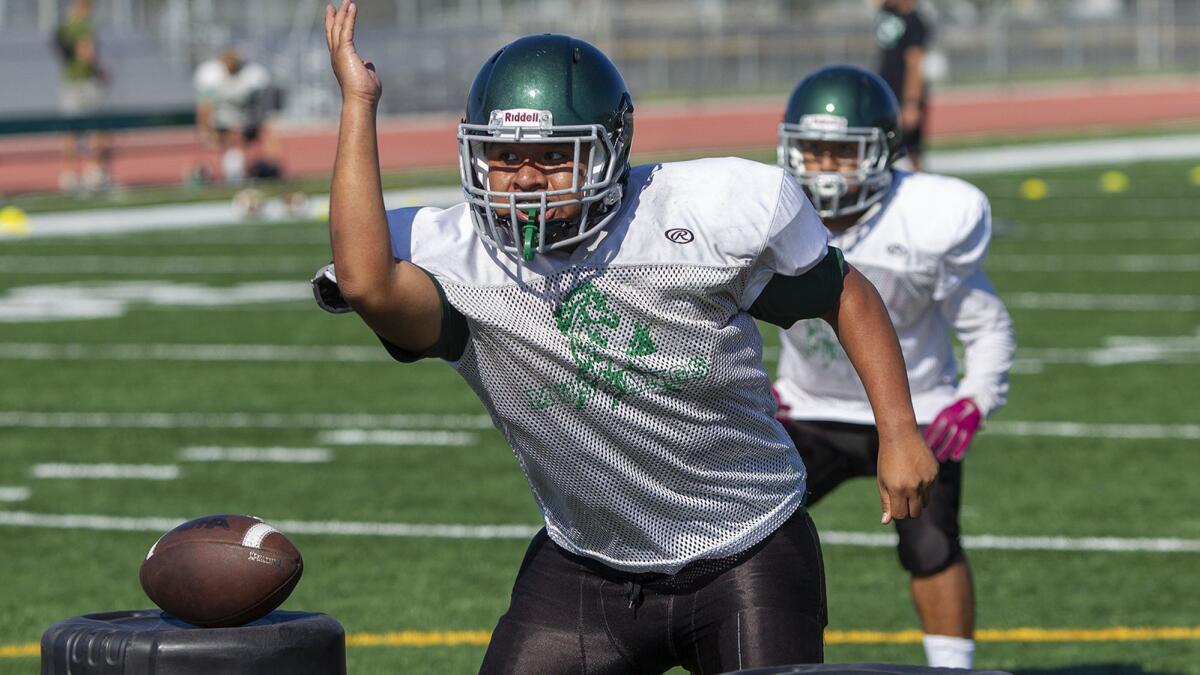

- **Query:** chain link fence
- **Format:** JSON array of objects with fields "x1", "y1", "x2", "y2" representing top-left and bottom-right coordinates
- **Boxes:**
[{"x1": 1, "y1": 0, "x2": 1197, "y2": 118}]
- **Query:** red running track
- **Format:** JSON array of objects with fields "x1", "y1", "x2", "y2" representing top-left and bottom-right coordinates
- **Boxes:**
[{"x1": 2, "y1": 77, "x2": 1199, "y2": 194}]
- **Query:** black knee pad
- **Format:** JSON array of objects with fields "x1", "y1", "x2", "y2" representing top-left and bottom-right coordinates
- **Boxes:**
[{"x1": 896, "y1": 521, "x2": 964, "y2": 578}]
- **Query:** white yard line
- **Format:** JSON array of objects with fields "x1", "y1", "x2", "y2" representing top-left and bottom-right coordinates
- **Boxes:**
[
  {"x1": 0, "y1": 256, "x2": 318, "y2": 275},
  {"x1": 1002, "y1": 222, "x2": 1200, "y2": 241},
  {"x1": 0, "y1": 411, "x2": 497, "y2": 430},
  {"x1": 179, "y1": 447, "x2": 333, "y2": 463},
  {"x1": 0, "y1": 510, "x2": 1195, "y2": 552},
  {"x1": 0, "y1": 487, "x2": 31, "y2": 503},
  {"x1": 30, "y1": 464, "x2": 179, "y2": 480},
  {"x1": 988, "y1": 254, "x2": 1200, "y2": 273},
  {"x1": 1005, "y1": 293, "x2": 1200, "y2": 312},
  {"x1": 986, "y1": 421, "x2": 1200, "y2": 440},
  {"x1": 5, "y1": 338, "x2": 1200, "y2": 369},
  {"x1": 1, "y1": 410, "x2": 1198, "y2": 440},
  {"x1": 6, "y1": 253, "x2": 1198, "y2": 275},
  {"x1": 0, "y1": 343, "x2": 388, "y2": 362},
  {"x1": 318, "y1": 430, "x2": 479, "y2": 446}
]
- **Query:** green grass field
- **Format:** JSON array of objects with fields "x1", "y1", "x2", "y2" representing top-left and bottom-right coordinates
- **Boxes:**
[{"x1": 1, "y1": 156, "x2": 1198, "y2": 674}]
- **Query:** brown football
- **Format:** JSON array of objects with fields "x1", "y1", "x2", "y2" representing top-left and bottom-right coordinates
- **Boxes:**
[{"x1": 139, "y1": 514, "x2": 303, "y2": 628}]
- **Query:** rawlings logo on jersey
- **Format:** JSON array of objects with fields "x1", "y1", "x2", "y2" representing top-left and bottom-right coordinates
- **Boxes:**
[
  {"x1": 489, "y1": 108, "x2": 554, "y2": 129},
  {"x1": 799, "y1": 114, "x2": 849, "y2": 133},
  {"x1": 523, "y1": 283, "x2": 709, "y2": 411}
]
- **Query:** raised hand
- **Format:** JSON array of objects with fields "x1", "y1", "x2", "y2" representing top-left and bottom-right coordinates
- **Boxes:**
[
  {"x1": 924, "y1": 398, "x2": 982, "y2": 462},
  {"x1": 325, "y1": 0, "x2": 381, "y2": 107}
]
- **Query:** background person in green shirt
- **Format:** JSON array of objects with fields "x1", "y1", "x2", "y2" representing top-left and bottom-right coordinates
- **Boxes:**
[{"x1": 53, "y1": 0, "x2": 113, "y2": 194}]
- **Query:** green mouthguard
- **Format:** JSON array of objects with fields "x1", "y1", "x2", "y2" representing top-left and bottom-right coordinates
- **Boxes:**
[{"x1": 521, "y1": 208, "x2": 539, "y2": 262}]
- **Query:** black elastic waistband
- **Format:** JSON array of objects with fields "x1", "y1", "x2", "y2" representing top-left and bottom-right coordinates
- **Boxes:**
[{"x1": 558, "y1": 507, "x2": 810, "y2": 594}]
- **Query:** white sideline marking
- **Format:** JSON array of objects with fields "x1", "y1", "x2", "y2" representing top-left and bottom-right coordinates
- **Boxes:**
[
  {"x1": 1005, "y1": 293, "x2": 1200, "y2": 312},
  {"x1": 0, "y1": 511, "x2": 1196, "y2": 553},
  {"x1": 30, "y1": 464, "x2": 179, "y2": 480},
  {"x1": 180, "y1": 447, "x2": 333, "y2": 463},
  {"x1": 0, "y1": 343, "x2": 387, "y2": 362},
  {"x1": 0, "y1": 487, "x2": 31, "y2": 502},
  {"x1": 2, "y1": 411, "x2": 1199, "y2": 440},
  {"x1": 3, "y1": 187, "x2": 462, "y2": 240},
  {"x1": 988, "y1": 254, "x2": 1200, "y2": 273},
  {"x1": 928, "y1": 133, "x2": 1200, "y2": 174},
  {"x1": 317, "y1": 430, "x2": 478, "y2": 446}
]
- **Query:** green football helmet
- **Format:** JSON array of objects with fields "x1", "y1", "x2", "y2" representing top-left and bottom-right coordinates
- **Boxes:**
[
  {"x1": 457, "y1": 34, "x2": 634, "y2": 261},
  {"x1": 778, "y1": 65, "x2": 901, "y2": 219}
]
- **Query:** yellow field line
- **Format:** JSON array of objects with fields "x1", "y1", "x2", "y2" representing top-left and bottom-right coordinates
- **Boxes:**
[
  {"x1": 0, "y1": 643, "x2": 38, "y2": 658},
  {"x1": 6, "y1": 625, "x2": 1199, "y2": 658},
  {"x1": 345, "y1": 630, "x2": 492, "y2": 647}
]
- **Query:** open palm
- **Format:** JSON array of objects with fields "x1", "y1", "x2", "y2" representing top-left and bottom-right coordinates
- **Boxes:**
[{"x1": 325, "y1": 0, "x2": 381, "y2": 106}]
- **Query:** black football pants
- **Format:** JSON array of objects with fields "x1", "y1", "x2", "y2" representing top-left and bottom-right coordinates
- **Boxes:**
[
  {"x1": 479, "y1": 509, "x2": 826, "y2": 675},
  {"x1": 783, "y1": 419, "x2": 965, "y2": 577}
]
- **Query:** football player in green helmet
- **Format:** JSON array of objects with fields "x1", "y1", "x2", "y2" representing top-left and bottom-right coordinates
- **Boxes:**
[
  {"x1": 778, "y1": 64, "x2": 901, "y2": 220},
  {"x1": 457, "y1": 38, "x2": 632, "y2": 261},
  {"x1": 320, "y1": 3, "x2": 938, "y2": 671},
  {"x1": 774, "y1": 64, "x2": 1016, "y2": 670}
]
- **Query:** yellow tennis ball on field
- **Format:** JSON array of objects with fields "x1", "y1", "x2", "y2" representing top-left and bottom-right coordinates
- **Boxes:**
[
  {"x1": 1019, "y1": 178, "x2": 1048, "y2": 201},
  {"x1": 1098, "y1": 170, "x2": 1129, "y2": 194},
  {"x1": 0, "y1": 205, "x2": 29, "y2": 235},
  {"x1": 1189, "y1": 165, "x2": 1200, "y2": 187}
]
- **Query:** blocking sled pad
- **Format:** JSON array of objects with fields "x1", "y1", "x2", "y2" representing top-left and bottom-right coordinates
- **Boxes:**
[{"x1": 41, "y1": 609, "x2": 345, "y2": 675}]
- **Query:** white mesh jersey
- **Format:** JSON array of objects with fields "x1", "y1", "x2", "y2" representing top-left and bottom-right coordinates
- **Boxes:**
[
  {"x1": 387, "y1": 158, "x2": 829, "y2": 573},
  {"x1": 775, "y1": 170, "x2": 1015, "y2": 425}
]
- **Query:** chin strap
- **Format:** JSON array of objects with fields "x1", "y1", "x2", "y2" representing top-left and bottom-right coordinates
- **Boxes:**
[{"x1": 521, "y1": 207, "x2": 539, "y2": 261}]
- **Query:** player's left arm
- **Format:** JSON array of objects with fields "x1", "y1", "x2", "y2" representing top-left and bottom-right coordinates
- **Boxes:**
[{"x1": 925, "y1": 193, "x2": 1016, "y2": 461}]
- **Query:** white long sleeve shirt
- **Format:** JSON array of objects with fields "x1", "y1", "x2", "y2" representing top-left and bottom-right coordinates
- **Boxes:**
[{"x1": 775, "y1": 169, "x2": 1016, "y2": 425}]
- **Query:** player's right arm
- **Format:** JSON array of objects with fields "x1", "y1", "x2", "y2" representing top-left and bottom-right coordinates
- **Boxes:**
[{"x1": 324, "y1": 0, "x2": 442, "y2": 353}]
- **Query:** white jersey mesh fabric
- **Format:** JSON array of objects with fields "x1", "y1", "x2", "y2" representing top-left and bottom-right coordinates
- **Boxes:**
[
  {"x1": 392, "y1": 158, "x2": 829, "y2": 573},
  {"x1": 776, "y1": 170, "x2": 1008, "y2": 424}
]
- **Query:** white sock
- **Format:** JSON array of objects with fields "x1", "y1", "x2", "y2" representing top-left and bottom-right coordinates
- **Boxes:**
[
  {"x1": 222, "y1": 148, "x2": 245, "y2": 183},
  {"x1": 923, "y1": 634, "x2": 974, "y2": 669}
]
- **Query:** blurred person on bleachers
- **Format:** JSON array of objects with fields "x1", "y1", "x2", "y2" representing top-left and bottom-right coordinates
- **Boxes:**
[
  {"x1": 875, "y1": 0, "x2": 931, "y2": 172},
  {"x1": 53, "y1": 0, "x2": 113, "y2": 194},
  {"x1": 193, "y1": 47, "x2": 283, "y2": 184}
]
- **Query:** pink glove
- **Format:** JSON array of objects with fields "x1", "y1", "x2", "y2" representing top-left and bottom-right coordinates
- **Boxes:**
[
  {"x1": 771, "y1": 386, "x2": 791, "y2": 422},
  {"x1": 924, "y1": 398, "x2": 982, "y2": 462}
]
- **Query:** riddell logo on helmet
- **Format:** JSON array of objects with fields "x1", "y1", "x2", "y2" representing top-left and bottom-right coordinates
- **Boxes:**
[
  {"x1": 490, "y1": 109, "x2": 553, "y2": 129},
  {"x1": 799, "y1": 114, "x2": 849, "y2": 132}
]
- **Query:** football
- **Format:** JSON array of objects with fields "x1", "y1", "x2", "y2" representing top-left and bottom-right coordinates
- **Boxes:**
[{"x1": 139, "y1": 514, "x2": 303, "y2": 628}]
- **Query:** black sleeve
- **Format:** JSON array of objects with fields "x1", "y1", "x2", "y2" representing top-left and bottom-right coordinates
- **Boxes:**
[
  {"x1": 749, "y1": 247, "x2": 848, "y2": 329},
  {"x1": 903, "y1": 13, "x2": 928, "y2": 49},
  {"x1": 376, "y1": 268, "x2": 469, "y2": 363}
]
